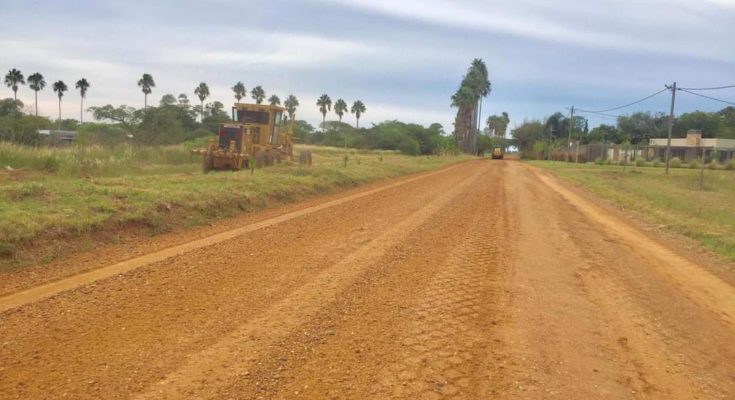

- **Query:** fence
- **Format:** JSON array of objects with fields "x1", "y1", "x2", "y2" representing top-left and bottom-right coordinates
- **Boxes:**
[{"x1": 549, "y1": 143, "x2": 735, "y2": 164}]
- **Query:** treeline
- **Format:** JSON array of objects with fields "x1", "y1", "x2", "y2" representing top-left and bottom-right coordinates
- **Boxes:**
[
  {"x1": 293, "y1": 120, "x2": 457, "y2": 155},
  {"x1": 512, "y1": 107, "x2": 735, "y2": 156},
  {"x1": 0, "y1": 96, "x2": 455, "y2": 155}
]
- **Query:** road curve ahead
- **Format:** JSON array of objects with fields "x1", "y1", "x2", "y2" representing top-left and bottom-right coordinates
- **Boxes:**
[{"x1": 1, "y1": 160, "x2": 733, "y2": 399}]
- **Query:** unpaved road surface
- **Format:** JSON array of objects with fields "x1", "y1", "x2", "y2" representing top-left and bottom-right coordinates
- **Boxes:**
[{"x1": 1, "y1": 160, "x2": 734, "y2": 399}]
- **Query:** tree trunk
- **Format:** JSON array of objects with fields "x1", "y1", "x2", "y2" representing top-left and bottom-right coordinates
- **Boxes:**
[
  {"x1": 80, "y1": 97, "x2": 84, "y2": 124},
  {"x1": 35, "y1": 91, "x2": 38, "y2": 116},
  {"x1": 356, "y1": 116, "x2": 360, "y2": 128},
  {"x1": 201, "y1": 100, "x2": 204, "y2": 122},
  {"x1": 58, "y1": 98, "x2": 62, "y2": 129}
]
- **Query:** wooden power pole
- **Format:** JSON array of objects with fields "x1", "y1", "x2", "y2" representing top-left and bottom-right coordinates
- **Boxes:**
[{"x1": 665, "y1": 82, "x2": 677, "y2": 174}]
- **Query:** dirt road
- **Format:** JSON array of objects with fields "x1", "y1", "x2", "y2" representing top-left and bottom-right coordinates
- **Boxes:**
[{"x1": 1, "y1": 160, "x2": 734, "y2": 399}]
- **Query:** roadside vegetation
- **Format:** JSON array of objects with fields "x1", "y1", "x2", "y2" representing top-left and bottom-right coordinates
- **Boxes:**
[
  {"x1": 528, "y1": 161, "x2": 735, "y2": 261},
  {"x1": 0, "y1": 144, "x2": 470, "y2": 269}
]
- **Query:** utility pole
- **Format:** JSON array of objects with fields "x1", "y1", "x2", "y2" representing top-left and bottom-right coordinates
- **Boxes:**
[
  {"x1": 665, "y1": 82, "x2": 677, "y2": 174},
  {"x1": 567, "y1": 106, "x2": 574, "y2": 162}
]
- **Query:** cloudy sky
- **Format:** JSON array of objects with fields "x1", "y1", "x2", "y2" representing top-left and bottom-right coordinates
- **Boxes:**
[{"x1": 2, "y1": 0, "x2": 734, "y2": 131}]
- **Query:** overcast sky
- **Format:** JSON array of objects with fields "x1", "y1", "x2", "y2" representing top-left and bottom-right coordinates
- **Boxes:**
[{"x1": 2, "y1": 0, "x2": 734, "y2": 131}]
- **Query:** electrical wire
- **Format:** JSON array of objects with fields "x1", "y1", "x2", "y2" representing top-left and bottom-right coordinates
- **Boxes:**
[
  {"x1": 575, "y1": 109, "x2": 621, "y2": 119},
  {"x1": 678, "y1": 89, "x2": 735, "y2": 106},
  {"x1": 678, "y1": 84, "x2": 735, "y2": 91},
  {"x1": 576, "y1": 87, "x2": 668, "y2": 113}
]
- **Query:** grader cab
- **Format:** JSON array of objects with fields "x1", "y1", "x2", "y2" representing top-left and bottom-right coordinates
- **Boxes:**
[{"x1": 191, "y1": 103, "x2": 295, "y2": 173}]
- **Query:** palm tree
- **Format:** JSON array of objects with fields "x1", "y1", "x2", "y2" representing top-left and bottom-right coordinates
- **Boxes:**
[
  {"x1": 137, "y1": 73, "x2": 155, "y2": 109},
  {"x1": 75, "y1": 78, "x2": 90, "y2": 123},
  {"x1": 251, "y1": 86, "x2": 265, "y2": 104},
  {"x1": 316, "y1": 94, "x2": 332, "y2": 131},
  {"x1": 27, "y1": 73, "x2": 46, "y2": 116},
  {"x1": 4, "y1": 69, "x2": 25, "y2": 101},
  {"x1": 232, "y1": 81, "x2": 246, "y2": 102},
  {"x1": 52, "y1": 80, "x2": 68, "y2": 123},
  {"x1": 350, "y1": 100, "x2": 366, "y2": 128},
  {"x1": 334, "y1": 99, "x2": 348, "y2": 122},
  {"x1": 268, "y1": 94, "x2": 281, "y2": 107},
  {"x1": 284, "y1": 94, "x2": 299, "y2": 121},
  {"x1": 194, "y1": 82, "x2": 210, "y2": 122}
]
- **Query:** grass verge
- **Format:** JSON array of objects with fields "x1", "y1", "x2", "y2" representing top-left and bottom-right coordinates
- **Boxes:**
[
  {"x1": 527, "y1": 161, "x2": 735, "y2": 261},
  {"x1": 1, "y1": 144, "x2": 471, "y2": 270}
]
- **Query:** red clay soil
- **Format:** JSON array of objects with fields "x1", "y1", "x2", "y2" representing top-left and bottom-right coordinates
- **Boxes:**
[{"x1": 1, "y1": 160, "x2": 733, "y2": 399}]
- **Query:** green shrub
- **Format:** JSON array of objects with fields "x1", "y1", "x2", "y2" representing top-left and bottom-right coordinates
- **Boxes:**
[
  {"x1": 708, "y1": 160, "x2": 720, "y2": 170},
  {"x1": 724, "y1": 159, "x2": 735, "y2": 170},
  {"x1": 635, "y1": 159, "x2": 648, "y2": 167},
  {"x1": 688, "y1": 159, "x2": 701, "y2": 169},
  {"x1": 604, "y1": 158, "x2": 613, "y2": 165},
  {"x1": 669, "y1": 157, "x2": 682, "y2": 168},
  {"x1": 652, "y1": 158, "x2": 663, "y2": 168},
  {"x1": 594, "y1": 157, "x2": 605, "y2": 165}
]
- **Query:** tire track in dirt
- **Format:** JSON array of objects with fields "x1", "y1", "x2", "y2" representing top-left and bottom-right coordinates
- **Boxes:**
[
  {"x1": 132, "y1": 164, "x2": 486, "y2": 399},
  {"x1": 528, "y1": 166, "x2": 735, "y2": 329},
  {"x1": 0, "y1": 163, "x2": 464, "y2": 313}
]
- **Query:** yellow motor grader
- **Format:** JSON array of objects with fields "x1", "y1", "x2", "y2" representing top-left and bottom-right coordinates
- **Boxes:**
[{"x1": 191, "y1": 103, "x2": 295, "y2": 172}]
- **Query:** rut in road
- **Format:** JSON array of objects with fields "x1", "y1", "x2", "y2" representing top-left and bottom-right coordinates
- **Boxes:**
[{"x1": 2, "y1": 160, "x2": 735, "y2": 400}]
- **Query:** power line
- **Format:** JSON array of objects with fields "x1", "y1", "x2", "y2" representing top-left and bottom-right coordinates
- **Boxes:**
[
  {"x1": 576, "y1": 87, "x2": 668, "y2": 113},
  {"x1": 678, "y1": 84, "x2": 735, "y2": 91},
  {"x1": 575, "y1": 109, "x2": 620, "y2": 119},
  {"x1": 678, "y1": 88, "x2": 735, "y2": 106}
]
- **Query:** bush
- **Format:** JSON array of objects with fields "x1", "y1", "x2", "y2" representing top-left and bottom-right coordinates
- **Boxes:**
[
  {"x1": 605, "y1": 158, "x2": 614, "y2": 165},
  {"x1": 652, "y1": 158, "x2": 663, "y2": 168},
  {"x1": 724, "y1": 159, "x2": 735, "y2": 170},
  {"x1": 397, "y1": 137, "x2": 420, "y2": 155},
  {"x1": 708, "y1": 160, "x2": 720, "y2": 170},
  {"x1": 594, "y1": 157, "x2": 606, "y2": 165},
  {"x1": 669, "y1": 157, "x2": 682, "y2": 168},
  {"x1": 688, "y1": 159, "x2": 701, "y2": 169},
  {"x1": 635, "y1": 159, "x2": 648, "y2": 167}
]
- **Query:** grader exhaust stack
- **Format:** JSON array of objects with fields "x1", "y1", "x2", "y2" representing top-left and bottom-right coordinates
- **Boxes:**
[{"x1": 191, "y1": 103, "x2": 297, "y2": 172}]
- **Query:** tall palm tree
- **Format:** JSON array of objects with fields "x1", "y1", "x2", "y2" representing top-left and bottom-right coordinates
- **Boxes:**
[
  {"x1": 232, "y1": 81, "x2": 246, "y2": 103},
  {"x1": 137, "y1": 73, "x2": 155, "y2": 109},
  {"x1": 284, "y1": 94, "x2": 299, "y2": 121},
  {"x1": 251, "y1": 86, "x2": 265, "y2": 104},
  {"x1": 350, "y1": 100, "x2": 366, "y2": 128},
  {"x1": 316, "y1": 94, "x2": 332, "y2": 131},
  {"x1": 4, "y1": 69, "x2": 25, "y2": 101},
  {"x1": 194, "y1": 82, "x2": 210, "y2": 122},
  {"x1": 334, "y1": 99, "x2": 348, "y2": 122},
  {"x1": 268, "y1": 94, "x2": 281, "y2": 107},
  {"x1": 27, "y1": 72, "x2": 46, "y2": 116},
  {"x1": 75, "y1": 78, "x2": 90, "y2": 123},
  {"x1": 52, "y1": 80, "x2": 68, "y2": 123}
]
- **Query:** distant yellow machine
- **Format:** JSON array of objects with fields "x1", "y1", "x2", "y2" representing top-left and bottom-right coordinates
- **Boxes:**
[
  {"x1": 491, "y1": 147, "x2": 504, "y2": 160},
  {"x1": 191, "y1": 103, "x2": 298, "y2": 172}
]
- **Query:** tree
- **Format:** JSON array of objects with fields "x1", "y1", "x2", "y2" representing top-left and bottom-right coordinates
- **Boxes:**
[
  {"x1": 4, "y1": 69, "x2": 25, "y2": 101},
  {"x1": 588, "y1": 124, "x2": 621, "y2": 144},
  {"x1": 177, "y1": 93, "x2": 190, "y2": 107},
  {"x1": 160, "y1": 94, "x2": 177, "y2": 106},
  {"x1": 232, "y1": 81, "x2": 246, "y2": 102},
  {"x1": 75, "y1": 78, "x2": 90, "y2": 123},
  {"x1": 194, "y1": 82, "x2": 210, "y2": 122},
  {"x1": 511, "y1": 120, "x2": 545, "y2": 156},
  {"x1": 52, "y1": 80, "x2": 68, "y2": 123},
  {"x1": 206, "y1": 101, "x2": 226, "y2": 117},
  {"x1": 617, "y1": 112, "x2": 666, "y2": 144},
  {"x1": 268, "y1": 94, "x2": 281, "y2": 107},
  {"x1": 350, "y1": 100, "x2": 366, "y2": 128},
  {"x1": 674, "y1": 111, "x2": 723, "y2": 138},
  {"x1": 284, "y1": 94, "x2": 299, "y2": 121},
  {"x1": 486, "y1": 112, "x2": 510, "y2": 137},
  {"x1": 451, "y1": 59, "x2": 491, "y2": 153},
  {"x1": 334, "y1": 99, "x2": 348, "y2": 122},
  {"x1": 27, "y1": 72, "x2": 45, "y2": 116},
  {"x1": 89, "y1": 104, "x2": 141, "y2": 132},
  {"x1": 316, "y1": 94, "x2": 332, "y2": 130},
  {"x1": 251, "y1": 86, "x2": 265, "y2": 104},
  {"x1": 137, "y1": 73, "x2": 155, "y2": 109}
]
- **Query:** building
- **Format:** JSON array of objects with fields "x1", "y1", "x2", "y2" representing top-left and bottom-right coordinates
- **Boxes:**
[
  {"x1": 38, "y1": 129, "x2": 76, "y2": 146},
  {"x1": 648, "y1": 130, "x2": 735, "y2": 163}
]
